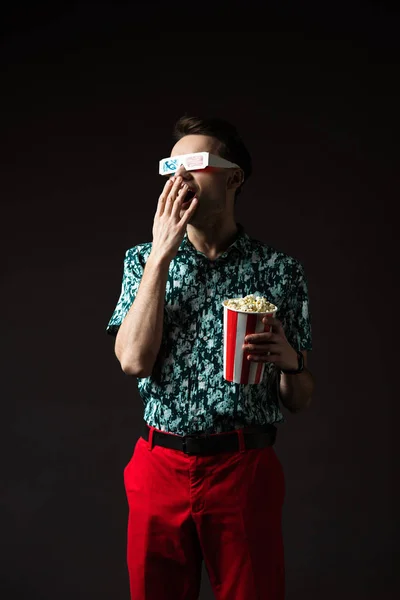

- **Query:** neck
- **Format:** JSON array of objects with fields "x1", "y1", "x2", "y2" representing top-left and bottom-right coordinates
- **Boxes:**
[{"x1": 187, "y1": 217, "x2": 239, "y2": 260}]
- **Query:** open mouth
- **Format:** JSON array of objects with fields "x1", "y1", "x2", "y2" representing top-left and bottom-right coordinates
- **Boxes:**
[
  {"x1": 181, "y1": 188, "x2": 197, "y2": 208},
  {"x1": 184, "y1": 189, "x2": 196, "y2": 202}
]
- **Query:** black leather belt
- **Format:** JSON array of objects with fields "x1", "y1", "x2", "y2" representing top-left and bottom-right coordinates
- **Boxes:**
[{"x1": 142, "y1": 421, "x2": 276, "y2": 456}]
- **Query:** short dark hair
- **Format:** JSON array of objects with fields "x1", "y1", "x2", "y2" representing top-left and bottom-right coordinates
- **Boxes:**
[{"x1": 172, "y1": 115, "x2": 252, "y2": 200}]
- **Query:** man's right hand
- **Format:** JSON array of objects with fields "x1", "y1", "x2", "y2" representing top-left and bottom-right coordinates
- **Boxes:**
[{"x1": 150, "y1": 174, "x2": 198, "y2": 264}]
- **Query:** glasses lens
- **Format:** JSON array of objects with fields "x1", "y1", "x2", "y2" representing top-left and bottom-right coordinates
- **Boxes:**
[
  {"x1": 185, "y1": 154, "x2": 205, "y2": 170},
  {"x1": 161, "y1": 158, "x2": 179, "y2": 175}
]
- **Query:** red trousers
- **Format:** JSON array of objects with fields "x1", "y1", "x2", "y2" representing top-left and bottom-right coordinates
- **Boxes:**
[{"x1": 124, "y1": 426, "x2": 285, "y2": 600}]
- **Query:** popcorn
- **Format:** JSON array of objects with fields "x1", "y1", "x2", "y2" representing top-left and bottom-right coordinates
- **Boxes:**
[
  {"x1": 222, "y1": 295, "x2": 278, "y2": 384},
  {"x1": 223, "y1": 294, "x2": 277, "y2": 314}
]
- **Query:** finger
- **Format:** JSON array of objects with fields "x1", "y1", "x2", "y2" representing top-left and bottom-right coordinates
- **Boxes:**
[
  {"x1": 244, "y1": 331, "x2": 277, "y2": 344},
  {"x1": 171, "y1": 184, "x2": 189, "y2": 217},
  {"x1": 157, "y1": 173, "x2": 180, "y2": 204},
  {"x1": 244, "y1": 344, "x2": 280, "y2": 355},
  {"x1": 167, "y1": 175, "x2": 183, "y2": 200},
  {"x1": 247, "y1": 353, "x2": 279, "y2": 362},
  {"x1": 156, "y1": 178, "x2": 175, "y2": 216},
  {"x1": 262, "y1": 315, "x2": 284, "y2": 334},
  {"x1": 262, "y1": 315, "x2": 282, "y2": 327},
  {"x1": 179, "y1": 195, "x2": 198, "y2": 225},
  {"x1": 164, "y1": 176, "x2": 183, "y2": 214}
]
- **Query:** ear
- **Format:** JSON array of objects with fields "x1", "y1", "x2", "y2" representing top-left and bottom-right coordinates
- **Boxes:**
[{"x1": 227, "y1": 168, "x2": 244, "y2": 190}]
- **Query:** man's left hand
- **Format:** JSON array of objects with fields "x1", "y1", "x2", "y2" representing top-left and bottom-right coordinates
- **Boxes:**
[{"x1": 242, "y1": 315, "x2": 298, "y2": 371}]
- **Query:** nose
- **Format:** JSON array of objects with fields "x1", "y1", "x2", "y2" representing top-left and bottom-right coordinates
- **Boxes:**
[
  {"x1": 170, "y1": 165, "x2": 193, "y2": 182},
  {"x1": 175, "y1": 165, "x2": 188, "y2": 178}
]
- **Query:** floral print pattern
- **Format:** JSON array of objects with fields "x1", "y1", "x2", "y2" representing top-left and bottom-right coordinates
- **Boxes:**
[{"x1": 107, "y1": 223, "x2": 312, "y2": 435}]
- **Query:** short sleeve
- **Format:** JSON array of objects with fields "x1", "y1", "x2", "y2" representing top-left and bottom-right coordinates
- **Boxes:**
[
  {"x1": 283, "y1": 261, "x2": 313, "y2": 352},
  {"x1": 106, "y1": 247, "x2": 144, "y2": 336}
]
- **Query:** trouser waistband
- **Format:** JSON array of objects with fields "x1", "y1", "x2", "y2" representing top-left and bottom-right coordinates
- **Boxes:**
[{"x1": 142, "y1": 422, "x2": 277, "y2": 455}]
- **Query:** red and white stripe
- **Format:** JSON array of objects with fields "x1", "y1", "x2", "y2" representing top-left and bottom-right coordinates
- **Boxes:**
[{"x1": 223, "y1": 307, "x2": 275, "y2": 384}]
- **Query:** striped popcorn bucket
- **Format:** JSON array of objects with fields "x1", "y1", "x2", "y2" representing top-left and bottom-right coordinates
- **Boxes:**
[{"x1": 222, "y1": 303, "x2": 277, "y2": 384}]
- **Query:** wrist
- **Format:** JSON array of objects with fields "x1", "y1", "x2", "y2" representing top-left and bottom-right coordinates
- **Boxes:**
[
  {"x1": 281, "y1": 350, "x2": 304, "y2": 375},
  {"x1": 147, "y1": 252, "x2": 171, "y2": 271}
]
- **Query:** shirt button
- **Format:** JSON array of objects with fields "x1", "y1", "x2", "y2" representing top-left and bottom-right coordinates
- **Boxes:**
[{"x1": 203, "y1": 336, "x2": 208, "y2": 341}]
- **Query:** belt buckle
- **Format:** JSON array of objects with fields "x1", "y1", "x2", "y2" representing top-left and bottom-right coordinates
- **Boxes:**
[{"x1": 182, "y1": 435, "x2": 201, "y2": 455}]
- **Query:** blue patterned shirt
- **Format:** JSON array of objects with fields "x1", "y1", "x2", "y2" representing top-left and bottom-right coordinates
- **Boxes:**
[{"x1": 106, "y1": 223, "x2": 312, "y2": 435}]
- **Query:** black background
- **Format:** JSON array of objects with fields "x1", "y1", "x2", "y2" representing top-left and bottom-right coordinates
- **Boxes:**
[{"x1": 2, "y1": 2, "x2": 399, "y2": 599}]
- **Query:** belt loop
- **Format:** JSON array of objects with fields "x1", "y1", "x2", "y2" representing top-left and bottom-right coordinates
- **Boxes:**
[
  {"x1": 237, "y1": 428, "x2": 246, "y2": 453},
  {"x1": 147, "y1": 426, "x2": 155, "y2": 451}
]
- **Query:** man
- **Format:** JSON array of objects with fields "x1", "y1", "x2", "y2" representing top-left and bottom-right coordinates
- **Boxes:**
[{"x1": 106, "y1": 116, "x2": 314, "y2": 600}]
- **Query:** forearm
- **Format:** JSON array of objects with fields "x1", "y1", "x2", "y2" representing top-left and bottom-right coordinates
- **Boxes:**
[
  {"x1": 279, "y1": 368, "x2": 314, "y2": 412},
  {"x1": 115, "y1": 255, "x2": 170, "y2": 377}
]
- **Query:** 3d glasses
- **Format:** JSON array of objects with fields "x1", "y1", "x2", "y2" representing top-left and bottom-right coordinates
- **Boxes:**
[{"x1": 159, "y1": 152, "x2": 240, "y2": 176}]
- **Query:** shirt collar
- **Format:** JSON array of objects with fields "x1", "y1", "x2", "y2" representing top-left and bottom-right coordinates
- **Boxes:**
[{"x1": 178, "y1": 222, "x2": 250, "y2": 258}]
